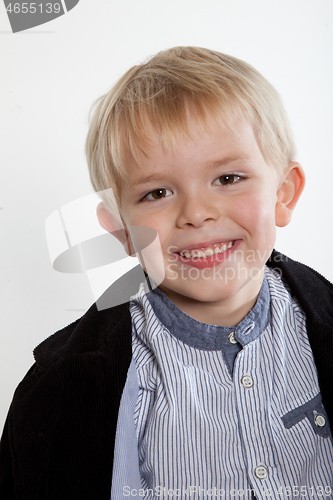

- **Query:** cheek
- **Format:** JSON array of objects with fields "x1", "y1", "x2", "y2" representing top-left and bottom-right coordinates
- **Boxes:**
[
  {"x1": 126, "y1": 210, "x2": 169, "y2": 252},
  {"x1": 234, "y1": 194, "x2": 277, "y2": 252},
  {"x1": 144, "y1": 212, "x2": 171, "y2": 244},
  {"x1": 235, "y1": 192, "x2": 276, "y2": 225},
  {"x1": 124, "y1": 207, "x2": 156, "y2": 229}
]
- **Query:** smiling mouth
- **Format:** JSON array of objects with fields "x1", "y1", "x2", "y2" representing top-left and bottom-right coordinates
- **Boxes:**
[{"x1": 178, "y1": 241, "x2": 235, "y2": 259}]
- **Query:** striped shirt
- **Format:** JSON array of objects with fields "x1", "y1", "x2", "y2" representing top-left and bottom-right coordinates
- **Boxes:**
[{"x1": 127, "y1": 266, "x2": 333, "y2": 499}]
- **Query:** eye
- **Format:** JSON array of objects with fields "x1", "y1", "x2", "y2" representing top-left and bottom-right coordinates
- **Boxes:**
[
  {"x1": 143, "y1": 188, "x2": 172, "y2": 201},
  {"x1": 214, "y1": 174, "x2": 242, "y2": 186}
]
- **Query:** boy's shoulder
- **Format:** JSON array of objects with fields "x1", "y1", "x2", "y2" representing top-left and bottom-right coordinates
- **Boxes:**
[
  {"x1": 267, "y1": 249, "x2": 333, "y2": 326},
  {"x1": 268, "y1": 250, "x2": 333, "y2": 423},
  {"x1": 12, "y1": 298, "x2": 132, "y2": 413},
  {"x1": 33, "y1": 263, "x2": 149, "y2": 370},
  {"x1": 33, "y1": 300, "x2": 131, "y2": 369},
  {"x1": 8, "y1": 272, "x2": 136, "y2": 433}
]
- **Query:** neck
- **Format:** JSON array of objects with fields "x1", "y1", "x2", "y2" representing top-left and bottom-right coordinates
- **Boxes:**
[{"x1": 159, "y1": 269, "x2": 265, "y2": 327}]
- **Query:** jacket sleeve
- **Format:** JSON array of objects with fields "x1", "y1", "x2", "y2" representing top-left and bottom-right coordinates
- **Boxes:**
[
  {"x1": 0, "y1": 364, "x2": 38, "y2": 499},
  {"x1": 0, "y1": 356, "x2": 118, "y2": 500},
  {"x1": 0, "y1": 412, "x2": 15, "y2": 498},
  {"x1": 0, "y1": 301, "x2": 132, "y2": 499}
]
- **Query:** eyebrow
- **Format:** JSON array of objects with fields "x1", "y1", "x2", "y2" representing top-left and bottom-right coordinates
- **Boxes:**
[
  {"x1": 205, "y1": 155, "x2": 251, "y2": 170},
  {"x1": 130, "y1": 155, "x2": 251, "y2": 187},
  {"x1": 131, "y1": 173, "x2": 168, "y2": 187}
]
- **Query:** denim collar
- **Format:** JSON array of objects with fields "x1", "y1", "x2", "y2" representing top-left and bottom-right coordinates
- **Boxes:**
[{"x1": 146, "y1": 273, "x2": 270, "y2": 351}]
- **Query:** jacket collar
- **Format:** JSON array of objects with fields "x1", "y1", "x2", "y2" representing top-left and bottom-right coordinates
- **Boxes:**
[{"x1": 267, "y1": 249, "x2": 333, "y2": 328}]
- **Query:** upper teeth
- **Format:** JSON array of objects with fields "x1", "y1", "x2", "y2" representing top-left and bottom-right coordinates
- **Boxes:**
[{"x1": 179, "y1": 241, "x2": 234, "y2": 259}]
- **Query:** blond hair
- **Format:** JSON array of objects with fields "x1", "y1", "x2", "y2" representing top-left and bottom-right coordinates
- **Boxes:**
[{"x1": 86, "y1": 46, "x2": 296, "y2": 202}]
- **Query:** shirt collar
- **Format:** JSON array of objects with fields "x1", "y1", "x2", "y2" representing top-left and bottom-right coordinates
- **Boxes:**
[{"x1": 143, "y1": 272, "x2": 270, "y2": 350}]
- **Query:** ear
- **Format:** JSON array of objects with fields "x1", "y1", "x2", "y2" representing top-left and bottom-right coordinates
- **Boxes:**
[
  {"x1": 275, "y1": 162, "x2": 306, "y2": 227},
  {"x1": 96, "y1": 202, "x2": 136, "y2": 256}
]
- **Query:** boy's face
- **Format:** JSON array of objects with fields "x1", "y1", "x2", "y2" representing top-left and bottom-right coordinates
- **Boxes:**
[{"x1": 117, "y1": 114, "x2": 299, "y2": 325}]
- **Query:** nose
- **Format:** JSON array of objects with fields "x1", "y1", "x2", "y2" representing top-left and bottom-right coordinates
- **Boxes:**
[{"x1": 175, "y1": 191, "x2": 221, "y2": 228}]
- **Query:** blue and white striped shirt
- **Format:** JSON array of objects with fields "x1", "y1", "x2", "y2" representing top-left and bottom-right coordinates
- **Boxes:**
[{"x1": 112, "y1": 267, "x2": 333, "y2": 499}]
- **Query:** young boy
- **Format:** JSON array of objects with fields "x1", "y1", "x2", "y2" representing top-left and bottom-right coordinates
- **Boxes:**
[{"x1": 1, "y1": 47, "x2": 333, "y2": 499}]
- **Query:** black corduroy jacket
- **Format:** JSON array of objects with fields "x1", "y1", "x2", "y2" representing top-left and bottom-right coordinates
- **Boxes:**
[{"x1": 0, "y1": 250, "x2": 333, "y2": 499}]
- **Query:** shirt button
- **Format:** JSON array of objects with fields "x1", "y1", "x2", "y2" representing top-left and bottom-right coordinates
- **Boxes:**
[
  {"x1": 241, "y1": 376, "x2": 253, "y2": 388},
  {"x1": 254, "y1": 465, "x2": 268, "y2": 480},
  {"x1": 314, "y1": 414, "x2": 326, "y2": 427},
  {"x1": 228, "y1": 332, "x2": 237, "y2": 344}
]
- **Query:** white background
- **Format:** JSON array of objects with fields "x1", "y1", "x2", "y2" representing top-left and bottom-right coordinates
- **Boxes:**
[{"x1": 1, "y1": 0, "x2": 332, "y2": 432}]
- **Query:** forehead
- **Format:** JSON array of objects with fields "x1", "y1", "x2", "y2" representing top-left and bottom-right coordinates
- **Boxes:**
[
  {"x1": 122, "y1": 114, "x2": 265, "y2": 182},
  {"x1": 118, "y1": 99, "x2": 251, "y2": 167}
]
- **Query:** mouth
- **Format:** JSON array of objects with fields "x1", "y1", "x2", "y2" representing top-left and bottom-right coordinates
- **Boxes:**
[
  {"x1": 177, "y1": 241, "x2": 235, "y2": 259},
  {"x1": 170, "y1": 240, "x2": 240, "y2": 269}
]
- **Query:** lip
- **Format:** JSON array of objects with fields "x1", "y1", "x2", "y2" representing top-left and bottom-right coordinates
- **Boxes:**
[{"x1": 170, "y1": 240, "x2": 242, "y2": 269}]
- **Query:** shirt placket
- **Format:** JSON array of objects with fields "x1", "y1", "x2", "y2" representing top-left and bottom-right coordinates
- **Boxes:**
[{"x1": 233, "y1": 339, "x2": 282, "y2": 499}]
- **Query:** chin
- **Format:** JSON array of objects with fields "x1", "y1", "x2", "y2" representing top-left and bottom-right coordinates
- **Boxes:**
[{"x1": 161, "y1": 280, "x2": 237, "y2": 304}]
